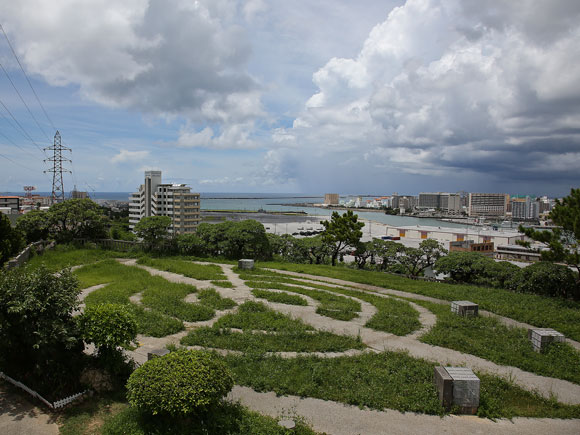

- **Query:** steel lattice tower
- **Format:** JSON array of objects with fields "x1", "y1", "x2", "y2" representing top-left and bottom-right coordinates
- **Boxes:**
[{"x1": 44, "y1": 131, "x2": 71, "y2": 205}]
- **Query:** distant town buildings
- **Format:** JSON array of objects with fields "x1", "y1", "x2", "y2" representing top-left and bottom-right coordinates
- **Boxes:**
[
  {"x1": 0, "y1": 196, "x2": 20, "y2": 214},
  {"x1": 510, "y1": 196, "x2": 540, "y2": 220},
  {"x1": 129, "y1": 171, "x2": 201, "y2": 235},
  {"x1": 468, "y1": 193, "x2": 508, "y2": 217},
  {"x1": 418, "y1": 192, "x2": 461, "y2": 213},
  {"x1": 324, "y1": 193, "x2": 339, "y2": 205}
]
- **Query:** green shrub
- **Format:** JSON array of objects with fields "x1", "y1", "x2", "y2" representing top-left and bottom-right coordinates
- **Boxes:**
[
  {"x1": 79, "y1": 303, "x2": 137, "y2": 350},
  {"x1": 126, "y1": 350, "x2": 234, "y2": 416},
  {"x1": 508, "y1": 261, "x2": 578, "y2": 299}
]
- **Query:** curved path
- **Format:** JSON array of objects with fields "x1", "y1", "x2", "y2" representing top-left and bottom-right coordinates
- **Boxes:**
[
  {"x1": 267, "y1": 269, "x2": 580, "y2": 351},
  {"x1": 73, "y1": 259, "x2": 580, "y2": 434}
]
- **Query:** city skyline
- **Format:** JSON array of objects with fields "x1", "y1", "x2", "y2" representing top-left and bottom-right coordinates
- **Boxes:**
[{"x1": 1, "y1": 1, "x2": 579, "y2": 196}]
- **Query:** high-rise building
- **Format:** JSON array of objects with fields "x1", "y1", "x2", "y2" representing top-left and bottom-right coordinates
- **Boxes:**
[
  {"x1": 324, "y1": 193, "x2": 339, "y2": 205},
  {"x1": 468, "y1": 193, "x2": 508, "y2": 217},
  {"x1": 129, "y1": 171, "x2": 201, "y2": 234},
  {"x1": 418, "y1": 192, "x2": 460, "y2": 212},
  {"x1": 512, "y1": 196, "x2": 540, "y2": 220}
]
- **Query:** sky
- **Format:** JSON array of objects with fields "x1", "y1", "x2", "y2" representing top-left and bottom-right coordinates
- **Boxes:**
[{"x1": 0, "y1": 0, "x2": 579, "y2": 196}]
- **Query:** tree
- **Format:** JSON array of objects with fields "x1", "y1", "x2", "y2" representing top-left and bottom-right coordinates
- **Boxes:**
[
  {"x1": 0, "y1": 214, "x2": 25, "y2": 266},
  {"x1": 15, "y1": 209, "x2": 50, "y2": 243},
  {"x1": 221, "y1": 220, "x2": 271, "y2": 260},
  {"x1": 434, "y1": 251, "x2": 494, "y2": 283},
  {"x1": 519, "y1": 188, "x2": 580, "y2": 295},
  {"x1": 353, "y1": 241, "x2": 374, "y2": 269},
  {"x1": 268, "y1": 233, "x2": 310, "y2": 263},
  {"x1": 507, "y1": 261, "x2": 578, "y2": 299},
  {"x1": 134, "y1": 215, "x2": 172, "y2": 251},
  {"x1": 0, "y1": 267, "x2": 83, "y2": 383},
  {"x1": 48, "y1": 198, "x2": 108, "y2": 242},
  {"x1": 322, "y1": 211, "x2": 364, "y2": 266},
  {"x1": 126, "y1": 349, "x2": 234, "y2": 417},
  {"x1": 371, "y1": 239, "x2": 405, "y2": 271},
  {"x1": 303, "y1": 235, "x2": 332, "y2": 264},
  {"x1": 176, "y1": 233, "x2": 206, "y2": 256}
]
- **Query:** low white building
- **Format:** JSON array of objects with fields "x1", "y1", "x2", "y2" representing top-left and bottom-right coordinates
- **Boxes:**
[{"x1": 385, "y1": 224, "x2": 526, "y2": 246}]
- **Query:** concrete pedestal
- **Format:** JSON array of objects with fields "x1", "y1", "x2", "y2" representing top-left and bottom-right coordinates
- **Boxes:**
[
  {"x1": 434, "y1": 367, "x2": 480, "y2": 414},
  {"x1": 238, "y1": 259, "x2": 255, "y2": 270},
  {"x1": 528, "y1": 328, "x2": 565, "y2": 353},
  {"x1": 451, "y1": 301, "x2": 479, "y2": 317}
]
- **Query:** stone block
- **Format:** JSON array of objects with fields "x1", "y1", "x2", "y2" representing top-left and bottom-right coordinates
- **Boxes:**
[
  {"x1": 238, "y1": 259, "x2": 255, "y2": 270},
  {"x1": 445, "y1": 367, "x2": 480, "y2": 414},
  {"x1": 528, "y1": 328, "x2": 565, "y2": 353},
  {"x1": 434, "y1": 366, "x2": 453, "y2": 409},
  {"x1": 147, "y1": 348, "x2": 170, "y2": 360},
  {"x1": 451, "y1": 301, "x2": 479, "y2": 317}
]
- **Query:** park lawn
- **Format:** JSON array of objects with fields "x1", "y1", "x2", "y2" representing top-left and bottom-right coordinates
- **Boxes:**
[
  {"x1": 224, "y1": 352, "x2": 580, "y2": 419},
  {"x1": 25, "y1": 245, "x2": 131, "y2": 272},
  {"x1": 137, "y1": 257, "x2": 229, "y2": 282},
  {"x1": 251, "y1": 289, "x2": 309, "y2": 306},
  {"x1": 212, "y1": 301, "x2": 314, "y2": 332},
  {"x1": 414, "y1": 300, "x2": 580, "y2": 385},
  {"x1": 247, "y1": 280, "x2": 361, "y2": 321},
  {"x1": 181, "y1": 327, "x2": 364, "y2": 353},
  {"x1": 262, "y1": 262, "x2": 580, "y2": 341},
  {"x1": 74, "y1": 260, "x2": 231, "y2": 336},
  {"x1": 241, "y1": 267, "x2": 421, "y2": 336}
]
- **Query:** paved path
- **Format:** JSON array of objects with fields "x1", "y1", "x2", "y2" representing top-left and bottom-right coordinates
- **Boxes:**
[
  {"x1": 229, "y1": 386, "x2": 580, "y2": 435},
  {"x1": 0, "y1": 382, "x2": 58, "y2": 435}
]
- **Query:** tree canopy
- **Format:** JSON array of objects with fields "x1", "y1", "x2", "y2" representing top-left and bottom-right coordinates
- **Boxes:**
[
  {"x1": 322, "y1": 211, "x2": 364, "y2": 266},
  {"x1": 134, "y1": 215, "x2": 172, "y2": 250},
  {"x1": 519, "y1": 188, "x2": 580, "y2": 294},
  {"x1": 0, "y1": 214, "x2": 24, "y2": 266}
]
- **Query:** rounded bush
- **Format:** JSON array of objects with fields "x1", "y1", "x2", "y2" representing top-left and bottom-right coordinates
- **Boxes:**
[
  {"x1": 126, "y1": 349, "x2": 234, "y2": 416},
  {"x1": 509, "y1": 261, "x2": 577, "y2": 299},
  {"x1": 79, "y1": 303, "x2": 138, "y2": 349}
]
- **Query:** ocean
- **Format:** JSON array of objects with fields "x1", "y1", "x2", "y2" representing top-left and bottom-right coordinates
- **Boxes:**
[{"x1": 3, "y1": 191, "x2": 470, "y2": 229}]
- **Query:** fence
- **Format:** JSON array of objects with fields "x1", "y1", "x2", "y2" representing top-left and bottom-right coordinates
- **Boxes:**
[
  {"x1": 0, "y1": 371, "x2": 89, "y2": 409},
  {"x1": 4, "y1": 240, "x2": 55, "y2": 269}
]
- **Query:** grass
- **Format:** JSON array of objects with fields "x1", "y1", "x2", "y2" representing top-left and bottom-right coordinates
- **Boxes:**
[
  {"x1": 181, "y1": 327, "x2": 364, "y2": 353},
  {"x1": 224, "y1": 352, "x2": 580, "y2": 419},
  {"x1": 263, "y1": 261, "x2": 580, "y2": 341},
  {"x1": 241, "y1": 267, "x2": 421, "y2": 336},
  {"x1": 26, "y1": 244, "x2": 130, "y2": 272},
  {"x1": 251, "y1": 289, "x2": 308, "y2": 306},
  {"x1": 247, "y1": 280, "x2": 361, "y2": 321},
  {"x1": 198, "y1": 288, "x2": 237, "y2": 310},
  {"x1": 58, "y1": 392, "x2": 316, "y2": 435},
  {"x1": 137, "y1": 257, "x2": 229, "y2": 282},
  {"x1": 213, "y1": 301, "x2": 315, "y2": 332},
  {"x1": 415, "y1": 300, "x2": 580, "y2": 384},
  {"x1": 75, "y1": 260, "x2": 237, "y2": 336}
]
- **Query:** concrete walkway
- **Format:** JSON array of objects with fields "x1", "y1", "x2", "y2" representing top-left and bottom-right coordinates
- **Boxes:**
[
  {"x1": 0, "y1": 382, "x2": 58, "y2": 435},
  {"x1": 229, "y1": 386, "x2": 580, "y2": 435}
]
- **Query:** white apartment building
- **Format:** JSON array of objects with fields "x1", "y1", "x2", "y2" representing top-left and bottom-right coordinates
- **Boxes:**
[
  {"x1": 129, "y1": 171, "x2": 201, "y2": 235},
  {"x1": 468, "y1": 193, "x2": 508, "y2": 217}
]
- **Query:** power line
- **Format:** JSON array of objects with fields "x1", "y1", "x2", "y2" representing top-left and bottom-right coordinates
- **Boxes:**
[
  {"x1": 0, "y1": 96, "x2": 46, "y2": 154},
  {"x1": 0, "y1": 127, "x2": 42, "y2": 160},
  {"x1": 0, "y1": 23, "x2": 56, "y2": 131},
  {"x1": 0, "y1": 151, "x2": 37, "y2": 172},
  {"x1": 0, "y1": 60, "x2": 51, "y2": 141}
]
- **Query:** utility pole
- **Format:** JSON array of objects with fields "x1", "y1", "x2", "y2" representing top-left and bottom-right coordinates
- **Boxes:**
[{"x1": 44, "y1": 131, "x2": 71, "y2": 205}]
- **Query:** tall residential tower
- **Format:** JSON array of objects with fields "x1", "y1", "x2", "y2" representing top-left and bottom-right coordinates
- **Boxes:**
[{"x1": 129, "y1": 171, "x2": 201, "y2": 234}]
